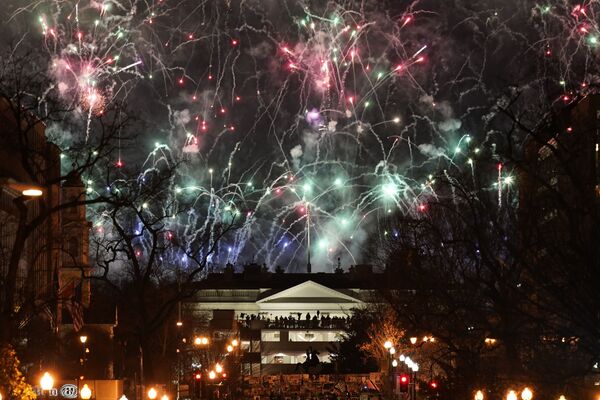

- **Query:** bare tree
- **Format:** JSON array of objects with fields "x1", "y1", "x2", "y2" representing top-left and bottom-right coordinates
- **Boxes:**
[
  {"x1": 366, "y1": 93, "x2": 600, "y2": 398},
  {"x1": 89, "y1": 154, "x2": 239, "y2": 388}
]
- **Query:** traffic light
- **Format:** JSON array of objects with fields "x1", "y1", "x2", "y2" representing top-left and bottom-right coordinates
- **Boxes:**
[
  {"x1": 193, "y1": 372, "x2": 202, "y2": 398},
  {"x1": 399, "y1": 374, "x2": 409, "y2": 393},
  {"x1": 429, "y1": 380, "x2": 440, "y2": 398}
]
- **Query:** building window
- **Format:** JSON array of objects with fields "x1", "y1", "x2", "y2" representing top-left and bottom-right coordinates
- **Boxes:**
[
  {"x1": 68, "y1": 237, "x2": 79, "y2": 259},
  {"x1": 67, "y1": 194, "x2": 78, "y2": 214},
  {"x1": 288, "y1": 330, "x2": 344, "y2": 342},
  {"x1": 261, "y1": 330, "x2": 280, "y2": 342}
]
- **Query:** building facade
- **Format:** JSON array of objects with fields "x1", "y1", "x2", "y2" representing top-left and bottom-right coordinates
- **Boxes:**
[
  {"x1": 0, "y1": 96, "x2": 92, "y2": 334},
  {"x1": 184, "y1": 265, "x2": 381, "y2": 375}
]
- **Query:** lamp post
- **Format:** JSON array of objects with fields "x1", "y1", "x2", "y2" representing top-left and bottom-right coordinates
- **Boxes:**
[
  {"x1": 148, "y1": 387, "x2": 158, "y2": 400},
  {"x1": 79, "y1": 335, "x2": 88, "y2": 378},
  {"x1": 80, "y1": 384, "x2": 92, "y2": 400},
  {"x1": 383, "y1": 341, "x2": 394, "y2": 400},
  {"x1": 226, "y1": 338, "x2": 241, "y2": 400},
  {"x1": 410, "y1": 363, "x2": 419, "y2": 400},
  {"x1": 521, "y1": 388, "x2": 533, "y2": 400},
  {"x1": 40, "y1": 372, "x2": 54, "y2": 399},
  {"x1": 193, "y1": 335, "x2": 210, "y2": 400}
]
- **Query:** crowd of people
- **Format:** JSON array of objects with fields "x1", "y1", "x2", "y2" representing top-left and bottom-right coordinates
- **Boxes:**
[{"x1": 239, "y1": 312, "x2": 349, "y2": 329}]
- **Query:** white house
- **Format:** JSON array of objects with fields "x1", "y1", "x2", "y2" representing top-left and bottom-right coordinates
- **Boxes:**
[{"x1": 184, "y1": 265, "x2": 381, "y2": 375}]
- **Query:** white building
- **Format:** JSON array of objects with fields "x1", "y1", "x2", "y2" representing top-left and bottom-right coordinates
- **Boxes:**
[{"x1": 184, "y1": 265, "x2": 381, "y2": 375}]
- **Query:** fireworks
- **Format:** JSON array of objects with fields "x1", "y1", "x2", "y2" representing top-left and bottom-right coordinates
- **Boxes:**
[{"x1": 4, "y1": 0, "x2": 600, "y2": 271}]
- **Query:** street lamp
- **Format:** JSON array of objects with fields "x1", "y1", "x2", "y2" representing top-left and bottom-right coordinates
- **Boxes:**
[
  {"x1": 475, "y1": 390, "x2": 485, "y2": 400},
  {"x1": 383, "y1": 340, "x2": 395, "y2": 399},
  {"x1": 80, "y1": 384, "x2": 92, "y2": 400},
  {"x1": 79, "y1": 336, "x2": 88, "y2": 344},
  {"x1": 40, "y1": 371, "x2": 54, "y2": 400},
  {"x1": 521, "y1": 387, "x2": 533, "y2": 400},
  {"x1": 558, "y1": 396, "x2": 566, "y2": 400},
  {"x1": 392, "y1": 359, "x2": 398, "y2": 367},
  {"x1": 507, "y1": 390, "x2": 518, "y2": 400},
  {"x1": 0, "y1": 178, "x2": 44, "y2": 197},
  {"x1": 208, "y1": 371, "x2": 216, "y2": 380},
  {"x1": 161, "y1": 395, "x2": 169, "y2": 400},
  {"x1": 215, "y1": 363, "x2": 223, "y2": 373},
  {"x1": 227, "y1": 345, "x2": 234, "y2": 352},
  {"x1": 40, "y1": 372, "x2": 54, "y2": 391},
  {"x1": 194, "y1": 336, "x2": 210, "y2": 345},
  {"x1": 231, "y1": 339, "x2": 239, "y2": 347},
  {"x1": 410, "y1": 337, "x2": 418, "y2": 345},
  {"x1": 147, "y1": 388, "x2": 157, "y2": 400}
]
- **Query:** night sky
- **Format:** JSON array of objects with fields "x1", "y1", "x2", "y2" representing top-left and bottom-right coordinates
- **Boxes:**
[{"x1": 0, "y1": 0, "x2": 595, "y2": 271}]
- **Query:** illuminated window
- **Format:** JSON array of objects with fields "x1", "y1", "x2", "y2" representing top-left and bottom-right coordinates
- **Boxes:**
[{"x1": 261, "y1": 330, "x2": 280, "y2": 342}]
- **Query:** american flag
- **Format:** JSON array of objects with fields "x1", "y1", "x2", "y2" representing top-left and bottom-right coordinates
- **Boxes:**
[{"x1": 61, "y1": 280, "x2": 84, "y2": 331}]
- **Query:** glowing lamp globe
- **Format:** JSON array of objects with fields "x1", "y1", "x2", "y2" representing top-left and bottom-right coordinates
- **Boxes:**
[
  {"x1": 22, "y1": 188, "x2": 43, "y2": 197},
  {"x1": 521, "y1": 388, "x2": 533, "y2": 400},
  {"x1": 40, "y1": 372, "x2": 54, "y2": 391},
  {"x1": 383, "y1": 340, "x2": 392, "y2": 349},
  {"x1": 475, "y1": 390, "x2": 484, "y2": 400},
  {"x1": 147, "y1": 388, "x2": 157, "y2": 400},
  {"x1": 80, "y1": 384, "x2": 92, "y2": 400},
  {"x1": 507, "y1": 390, "x2": 518, "y2": 400}
]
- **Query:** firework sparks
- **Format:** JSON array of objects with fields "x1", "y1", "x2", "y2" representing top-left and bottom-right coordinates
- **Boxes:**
[{"x1": 4, "y1": 0, "x2": 599, "y2": 271}]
